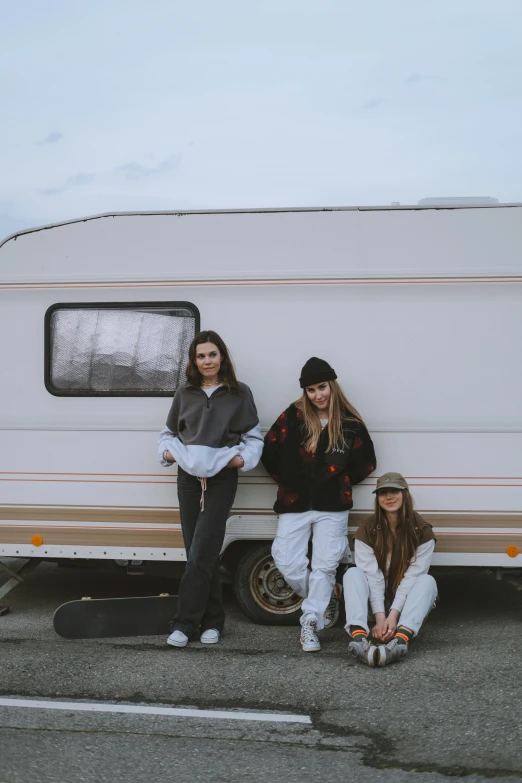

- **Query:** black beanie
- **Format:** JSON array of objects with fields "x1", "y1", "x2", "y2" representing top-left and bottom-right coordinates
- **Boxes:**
[{"x1": 299, "y1": 357, "x2": 337, "y2": 388}]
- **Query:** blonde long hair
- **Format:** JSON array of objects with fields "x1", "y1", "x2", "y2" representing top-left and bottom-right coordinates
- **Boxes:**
[{"x1": 294, "y1": 380, "x2": 364, "y2": 453}]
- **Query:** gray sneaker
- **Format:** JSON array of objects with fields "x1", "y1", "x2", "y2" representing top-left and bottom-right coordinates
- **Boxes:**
[
  {"x1": 375, "y1": 637, "x2": 409, "y2": 666},
  {"x1": 324, "y1": 583, "x2": 342, "y2": 629},
  {"x1": 348, "y1": 635, "x2": 376, "y2": 666}
]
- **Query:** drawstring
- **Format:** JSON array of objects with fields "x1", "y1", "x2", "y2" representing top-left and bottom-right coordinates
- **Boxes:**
[{"x1": 198, "y1": 477, "x2": 207, "y2": 510}]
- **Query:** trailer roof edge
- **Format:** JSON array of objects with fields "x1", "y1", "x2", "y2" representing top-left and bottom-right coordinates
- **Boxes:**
[{"x1": 2, "y1": 202, "x2": 522, "y2": 251}]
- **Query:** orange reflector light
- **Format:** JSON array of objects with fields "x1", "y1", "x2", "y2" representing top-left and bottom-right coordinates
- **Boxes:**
[
  {"x1": 506, "y1": 545, "x2": 519, "y2": 558},
  {"x1": 31, "y1": 535, "x2": 43, "y2": 547}
]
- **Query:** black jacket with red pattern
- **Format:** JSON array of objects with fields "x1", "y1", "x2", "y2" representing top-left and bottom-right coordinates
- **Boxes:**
[{"x1": 261, "y1": 404, "x2": 376, "y2": 514}]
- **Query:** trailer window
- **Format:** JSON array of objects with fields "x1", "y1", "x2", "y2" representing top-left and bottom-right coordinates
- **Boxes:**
[{"x1": 45, "y1": 302, "x2": 200, "y2": 396}]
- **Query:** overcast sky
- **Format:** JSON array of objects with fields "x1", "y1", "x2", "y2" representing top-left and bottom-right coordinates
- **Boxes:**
[{"x1": 1, "y1": 0, "x2": 521, "y2": 238}]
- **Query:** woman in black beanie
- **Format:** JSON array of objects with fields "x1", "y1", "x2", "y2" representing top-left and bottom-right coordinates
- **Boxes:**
[{"x1": 262, "y1": 358, "x2": 376, "y2": 651}]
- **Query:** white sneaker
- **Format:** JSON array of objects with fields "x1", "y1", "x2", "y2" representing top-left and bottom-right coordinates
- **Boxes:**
[
  {"x1": 323, "y1": 583, "x2": 342, "y2": 629},
  {"x1": 167, "y1": 629, "x2": 189, "y2": 647},
  {"x1": 200, "y1": 628, "x2": 220, "y2": 644},
  {"x1": 300, "y1": 615, "x2": 321, "y2": 652}
]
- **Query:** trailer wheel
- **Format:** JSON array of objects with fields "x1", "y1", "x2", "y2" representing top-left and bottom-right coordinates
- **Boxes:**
[{"x1": 233, "y1": 543, "x2": 302, "y2": 625}]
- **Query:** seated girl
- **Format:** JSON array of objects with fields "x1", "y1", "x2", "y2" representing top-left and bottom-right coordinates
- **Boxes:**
[{"x1": 344, "y1": 472, "x2": 437, "y2": 666}]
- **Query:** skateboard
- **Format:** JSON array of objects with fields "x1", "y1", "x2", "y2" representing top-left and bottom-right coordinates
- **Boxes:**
[{"x1": 53, "y1": 594, "x2": 178, "y2": 639}]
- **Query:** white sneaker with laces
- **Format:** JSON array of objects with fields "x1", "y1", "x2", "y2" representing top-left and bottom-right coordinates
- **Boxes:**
[
  {"x1": 167, "y1": 629, "x2": 189, "y2": 647},
  {"x1": 323, "y1": 583, "x2": 342, "y2": 629},
  {"x1": 200, "y1": 628, "x2": 220, "y2": 644},
  {"x1": 300, "y1": 615, "x2": 321, "y2": 652}
]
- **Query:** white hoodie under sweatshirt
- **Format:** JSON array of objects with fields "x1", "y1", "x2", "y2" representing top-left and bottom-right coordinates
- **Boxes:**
[
  {"x1": 158, "y1": 381, "x2": 263, "y2": 478},
  {"x1": 158, "y1": 423, "x2": 263, "y2": 477}
]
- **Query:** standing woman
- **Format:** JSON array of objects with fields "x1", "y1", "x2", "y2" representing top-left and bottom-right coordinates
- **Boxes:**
[
  {"x1": 158, "y1": 330, "x2": 263, "y2": 647},
  {"x1": 344, "y1": 472, "x2": 438, "y2": 666},
  {"x1": 262, "y1": 358, "x2": 376, "y2": 652}
]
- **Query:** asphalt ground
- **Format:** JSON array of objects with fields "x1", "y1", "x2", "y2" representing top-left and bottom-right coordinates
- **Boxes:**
[{"x1": 1, "y1": 558, "x2": 521, "y2": 783}]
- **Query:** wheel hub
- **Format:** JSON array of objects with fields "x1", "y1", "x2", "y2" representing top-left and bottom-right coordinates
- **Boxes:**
[{"x1": 249, "y1": 555, "x2": 303, "y2": 615}]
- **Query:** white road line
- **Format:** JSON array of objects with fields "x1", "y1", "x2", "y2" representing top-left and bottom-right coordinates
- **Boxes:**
[{"x1": 0, "y1": 697, "x2": 311, "y2": 724}]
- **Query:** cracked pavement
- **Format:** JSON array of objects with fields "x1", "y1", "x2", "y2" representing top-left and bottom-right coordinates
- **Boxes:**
[{"x1": 1, "y1": 560, "x2": 521, "y2": 782}]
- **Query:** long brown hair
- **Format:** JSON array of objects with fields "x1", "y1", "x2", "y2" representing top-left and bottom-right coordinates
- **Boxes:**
[
  {"x1": 373, "y1": 489, "x2": 418, "y2": 600},
  {"x1": 294, "y1": 379, "x2": 365, "y2": 453},
  {"x1": 186, "y1": 330, "x2": 239, "y2": 392}
]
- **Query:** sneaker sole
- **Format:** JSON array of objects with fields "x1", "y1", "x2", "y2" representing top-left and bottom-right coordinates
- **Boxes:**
[
  {"x1": 376, "y1": 646, "x2": 388, "y2": 667},
  {"x1": 367, "y1": 646, "x2": 378, "y2": 667},
  {"x1": 200, "y1": 637, "x2": 220, "y2": 644},
  {"x1": 300, "y1": 636, "x2": 321, "y2": 652},
  {"x1": 167, "y1": 638, "x2": 188, "y2": 648}
]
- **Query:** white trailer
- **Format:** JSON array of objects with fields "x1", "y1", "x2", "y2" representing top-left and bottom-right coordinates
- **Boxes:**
[{"x1": 1, "y1": 204, "x2": 521, "y2": 622}]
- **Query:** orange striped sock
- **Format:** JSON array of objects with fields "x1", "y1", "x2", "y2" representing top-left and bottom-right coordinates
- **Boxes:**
[
  {"x1": 395, "y1": 628, "x2": 413, "y2": 645},
  {"x1": 350, "y1": 625, "x2": 368, "y2": 639}
]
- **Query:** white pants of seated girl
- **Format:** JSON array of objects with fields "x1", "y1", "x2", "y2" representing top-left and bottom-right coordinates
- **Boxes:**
[
  {"x1": 271, "y1": 510, "x2": 349, "y2": 631},
  {"x1": 343, "y1": 566, "x2": 438, "y2": 636}
]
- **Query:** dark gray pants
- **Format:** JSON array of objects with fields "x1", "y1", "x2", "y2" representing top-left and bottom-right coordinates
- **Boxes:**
[{"x1": 172, "y1": 466, "x2": 238, "y2": 638}]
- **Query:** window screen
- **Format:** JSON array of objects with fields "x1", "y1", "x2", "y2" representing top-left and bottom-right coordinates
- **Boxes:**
[{"x1": 45, "y1": 302, "x2": 199, "y2": 396}]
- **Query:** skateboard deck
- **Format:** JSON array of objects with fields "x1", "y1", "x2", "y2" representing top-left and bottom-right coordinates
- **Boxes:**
[{"x1": 53, "y1": 594, "x2": 178, "y2": 639}]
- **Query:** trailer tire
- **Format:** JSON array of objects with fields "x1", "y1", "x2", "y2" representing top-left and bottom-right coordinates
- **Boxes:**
[{"x1": 233, "y1": 543, "x2": 302, "y2": 625}]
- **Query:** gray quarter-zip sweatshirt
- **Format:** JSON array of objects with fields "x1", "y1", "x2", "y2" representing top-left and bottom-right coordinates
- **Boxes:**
[{"x1": 158, "y1": 382, "x2": 263, "y2": 477}]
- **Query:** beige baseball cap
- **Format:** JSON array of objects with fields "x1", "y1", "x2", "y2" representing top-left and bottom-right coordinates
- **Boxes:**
[{"x1": 372, "y1": 472, "x2": 409, "y2": 493}]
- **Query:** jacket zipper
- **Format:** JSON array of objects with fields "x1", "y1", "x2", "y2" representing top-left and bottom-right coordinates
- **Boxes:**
[{"x1": 196, "y1": 385, "x2": 222, "y2": 409}]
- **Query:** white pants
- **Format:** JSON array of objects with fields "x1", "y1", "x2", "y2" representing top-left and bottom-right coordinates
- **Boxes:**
[
  {"x1": 343, "y1": 566, "x2": 438, "y2": 637},
  {"x1": 271, "y1": 510, "x2": 349, "y2": 630}
]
